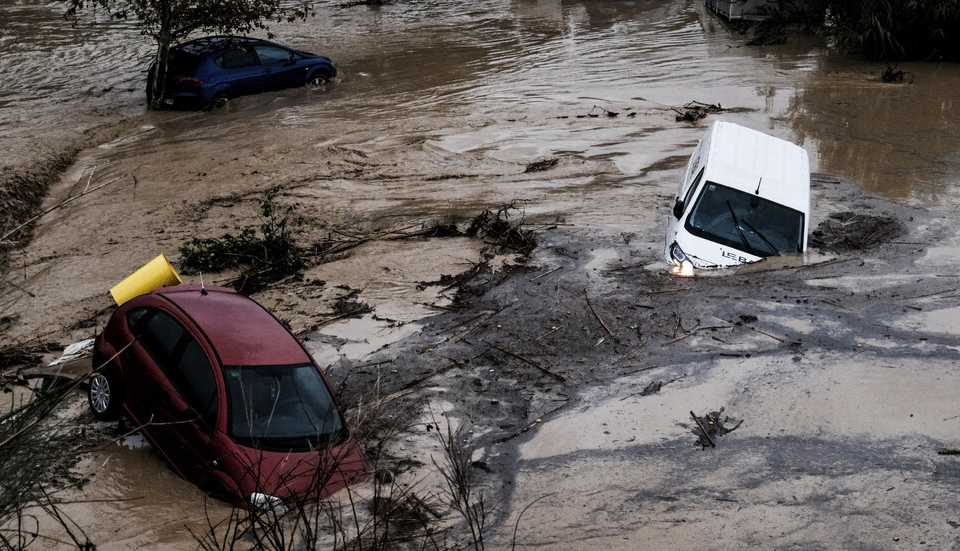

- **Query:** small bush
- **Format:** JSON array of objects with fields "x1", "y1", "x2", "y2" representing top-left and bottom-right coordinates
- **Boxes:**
[{"x1": 179, "y1": 186, "x2": 305, "y2": 293}]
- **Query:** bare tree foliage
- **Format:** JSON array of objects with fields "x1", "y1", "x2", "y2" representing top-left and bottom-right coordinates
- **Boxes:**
[{"x1": 0, "y1": 380, "x2": 95, "y2": 550}]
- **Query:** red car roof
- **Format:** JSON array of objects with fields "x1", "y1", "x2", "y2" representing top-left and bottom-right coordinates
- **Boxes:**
[{"x1": 156, "y1": 285, "x2": 310, "y2": 367}]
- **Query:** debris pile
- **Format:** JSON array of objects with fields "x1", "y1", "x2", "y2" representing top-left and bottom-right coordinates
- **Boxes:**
[
  {"x1": 524, "y1": 158, "x2": 558, "y2": 173},
  {"x1": 690, "y1": 408, "x2": 742, "y2": 449},
  {"x1": 810, "y1": 212, "x2": 902, "y2": 252},
  {"x1": 178, "y1": 186, "x2": 304, "y2": 293},
  {"x1": 466, "y1": 204, "x2": 536, "y2": 255},
  {"x1": 881, "y1": 65, "x2": 906, "y2": 83}
]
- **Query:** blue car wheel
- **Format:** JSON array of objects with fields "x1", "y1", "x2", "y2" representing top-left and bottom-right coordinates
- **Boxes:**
[
  {"x1": 205, "y1": 93, "x2": 230, "y2": 110},
  {"x1": 307, "y1": 72, "x2": 331, "y2": 86}
]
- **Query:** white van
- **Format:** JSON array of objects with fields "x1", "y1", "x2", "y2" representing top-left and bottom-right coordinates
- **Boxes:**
[{"x1": 664, "y1": 121, "x2": 810, "y2": 275}]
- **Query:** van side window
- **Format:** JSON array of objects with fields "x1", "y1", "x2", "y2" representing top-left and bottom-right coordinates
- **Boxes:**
[
  {"x1": 681, "y1": 167, "x2": 706, "y2": 214},
  {"x1": 686, "y1": 148, "x2": 701, "y2": 183}
]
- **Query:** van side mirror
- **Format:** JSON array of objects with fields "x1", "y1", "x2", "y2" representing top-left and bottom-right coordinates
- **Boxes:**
[{"x1": 672, "y1": 199, "x2": 685, "y2": 220}]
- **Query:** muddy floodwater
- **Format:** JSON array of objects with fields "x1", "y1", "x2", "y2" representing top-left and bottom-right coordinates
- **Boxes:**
[{"x1": 3, "y1": 0, "x2": 960, "y2": 549}]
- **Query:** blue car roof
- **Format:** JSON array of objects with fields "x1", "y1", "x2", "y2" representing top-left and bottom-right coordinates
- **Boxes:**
[{"x1": 178, "y1": 36, "x2": 270, "y2": 55}]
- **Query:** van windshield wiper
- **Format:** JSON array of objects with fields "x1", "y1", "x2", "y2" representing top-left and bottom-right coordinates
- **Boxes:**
[
  {"x1": 741, "y1": 219, "x2": 781, "y2": 256},
  {"x1": 726, "y1": 200, "x2": 755, "y2": 254}
]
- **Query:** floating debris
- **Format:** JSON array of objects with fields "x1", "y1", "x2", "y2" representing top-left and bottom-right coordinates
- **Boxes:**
[
  {"x1": 673, "y1": 101, "x2": 725, "y2": 123},
  {"x1": 881, "y1": 65, "x2": 906, "y2": 84},
  {"x1": 525, "y1": 158, "x2": 559, "y2": 173}
]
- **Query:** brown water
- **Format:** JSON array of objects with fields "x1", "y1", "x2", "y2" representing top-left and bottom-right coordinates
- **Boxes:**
[
  {"x1": 5, "y1": 0, "x2": 959, "y2": 206},
  {"x1": 4, "y1": 0, "x2": 960, "y2": 548}
]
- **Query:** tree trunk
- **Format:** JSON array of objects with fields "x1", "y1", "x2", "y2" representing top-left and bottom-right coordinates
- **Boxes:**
[{"x1": 148, "y1": 1, "x2": 174, "y2": 110}]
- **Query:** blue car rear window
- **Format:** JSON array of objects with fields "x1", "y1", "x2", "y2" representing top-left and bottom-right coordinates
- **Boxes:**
[
  {"x1": 217, "y1": 48, "x2": 257, "y2": 69},
  {"x1": 168, "y1": 51, "x2": 202, "y2": 74}
]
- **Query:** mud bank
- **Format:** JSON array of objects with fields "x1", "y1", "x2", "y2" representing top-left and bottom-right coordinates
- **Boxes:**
[
  {"x1": 322, "y1": 176, "x2": 960, "y2": 549},
  {"x1": 0, "y1": 121, "x2": 140, "y2": 265}
]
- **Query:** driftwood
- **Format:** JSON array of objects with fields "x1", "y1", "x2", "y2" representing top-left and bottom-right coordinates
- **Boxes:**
[
  {"x1": 690, "y1": 411, "x2": 716, "y2": 448},
  {"x1": 584, "y1": 290, "x2": 614, "y2": 338},
  {"x1": 489, "y1": 342, "x2": 566, "y2": 382}
]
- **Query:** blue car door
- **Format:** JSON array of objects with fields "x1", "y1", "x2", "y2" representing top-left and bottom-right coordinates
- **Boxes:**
[
  {"x1": 216, "y1": 47, "x2": 264, "y2": 96},
  {"x1": 253, "y1": 45, "x2": 306, "y2": 91}
]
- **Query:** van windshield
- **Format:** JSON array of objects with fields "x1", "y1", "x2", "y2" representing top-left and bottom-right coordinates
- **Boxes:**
[
  {"x1": 222, "y1": 363, "x2": 345, "y2": 452},
  {"x1": 685, "y1": 182, "x2": 804, "y2": 257}
]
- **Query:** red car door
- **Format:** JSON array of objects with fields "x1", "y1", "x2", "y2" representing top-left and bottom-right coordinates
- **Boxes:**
[{"x1": 123, "y1": 308, "x2": 220, "y2": 487}]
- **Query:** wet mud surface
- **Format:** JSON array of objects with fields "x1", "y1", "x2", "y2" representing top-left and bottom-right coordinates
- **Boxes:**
[
  {"x1": 333, "y1": 177, "x2": 960, "y2": 549},
  {"x1": 3, "y1": 0, "x2": 960, "y2": 548}
]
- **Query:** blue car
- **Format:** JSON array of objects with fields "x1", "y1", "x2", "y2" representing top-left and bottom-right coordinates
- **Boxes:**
[{"x1": 148, "y1": 36, "x2": 337, "y2": 110}]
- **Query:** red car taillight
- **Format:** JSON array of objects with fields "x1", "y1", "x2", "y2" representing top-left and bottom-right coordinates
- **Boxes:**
[{"x1": 177, "y1": 77, "x2": 203, "y2": 87}]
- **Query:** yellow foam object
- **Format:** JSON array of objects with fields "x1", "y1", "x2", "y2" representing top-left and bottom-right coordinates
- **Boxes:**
[{"x1": 110, "y1": 253, "x2": 181, "y2": 306}]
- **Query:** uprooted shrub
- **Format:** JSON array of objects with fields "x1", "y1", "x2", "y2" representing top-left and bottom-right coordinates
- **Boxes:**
[
  {"x1": 179, "y1": 186, "x2": 305, "y2": 294},
  {"x1": 465, "y1": 204, "x2": 536, "y2": 256}
]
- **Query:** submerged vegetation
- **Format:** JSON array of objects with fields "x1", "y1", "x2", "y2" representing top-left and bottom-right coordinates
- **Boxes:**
[
  {"x1": 816, "y1": 0, "x2": 960, "y2": 60},
  {"x1": 742, "y1": 0, "x2": 960, "y2": 60}
]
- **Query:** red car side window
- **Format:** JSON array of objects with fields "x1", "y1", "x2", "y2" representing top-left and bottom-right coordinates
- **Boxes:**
[
  {"x1": 139, "y1": 310, "x2": 185, "y2": 367},
  {"x1": 176, "y1": 338, "x2": 218, "y2": 428},
  {"x1": 132, "y1": 309, "x2": 217, "y2": 428},
  {"x1": 126, "y1": 307, "x2": 151, "y2": 331}
]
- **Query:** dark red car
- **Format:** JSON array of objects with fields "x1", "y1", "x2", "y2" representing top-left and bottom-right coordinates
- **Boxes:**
[{"x1": 89, "y1": 285, "x2": 366, "y2": 509}]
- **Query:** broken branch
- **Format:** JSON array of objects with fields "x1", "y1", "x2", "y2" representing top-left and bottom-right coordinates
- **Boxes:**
[
  {"x1": 584, "y1": 289, "x2": 614, "y2": 338},
  {"x1": 746, "y1": 326, "x2": 784, "y2": 342},
  {"x1": 691, "y1": 411, "x2": 716, "y2": 448},
  {"x1": 534, "y1": 325, "x2": 563, "y2": 342},
  {"x1": 489, "y1": 342, "x2": 566, "y2": 382},
  {"x1": 531, "y1": 266, "x2": 561, "y2": 281},
  {"x1": 1, "y1": 174, "x2": 126, "y2": 243},
  {"x1": 615, "y1": 340, "x2": 649, "y2": 364}
]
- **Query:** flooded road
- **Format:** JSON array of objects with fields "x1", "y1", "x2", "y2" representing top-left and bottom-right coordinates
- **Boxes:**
[
  {"x1": 4, "y1": 0, "x2": 960, "y2": 205},
  {"x1": 3, "y1": 0, "x2": 960, "y2": 548}
]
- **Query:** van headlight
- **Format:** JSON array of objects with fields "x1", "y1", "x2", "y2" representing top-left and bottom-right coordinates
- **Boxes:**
[
  {"x1": 669, "y1": 243, "x2": 695, "y2": 277},
  {"x1": 250, "y1": 492, "x2": 287, "y2": 513}
]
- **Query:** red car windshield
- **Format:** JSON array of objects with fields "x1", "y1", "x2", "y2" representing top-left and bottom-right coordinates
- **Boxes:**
[{"x1": 222, "y1": 363, "x2": 345, "y2": 452}]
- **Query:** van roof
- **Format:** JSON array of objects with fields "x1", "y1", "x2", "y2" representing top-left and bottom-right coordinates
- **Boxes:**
[{"x1": 703, "y1": 121, "x2": 810, "y2": 214}]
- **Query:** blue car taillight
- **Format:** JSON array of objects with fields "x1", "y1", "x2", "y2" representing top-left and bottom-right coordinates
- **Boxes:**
[{"x1": 177, "y1": 77, "x2": 203, "y2": 87}]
